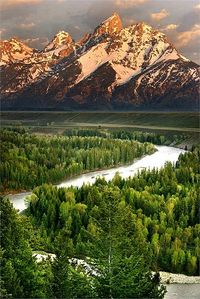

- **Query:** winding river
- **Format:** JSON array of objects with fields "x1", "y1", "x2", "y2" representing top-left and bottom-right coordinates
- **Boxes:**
[
  {"x1": 7, "y1": 145, "x2": 200, "y2": 299},
  {"x1": 9, "y1": 145, "x2": 184, "y2": 212}
]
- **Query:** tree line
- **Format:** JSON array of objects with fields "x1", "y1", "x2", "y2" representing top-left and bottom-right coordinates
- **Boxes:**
[{"x1": 63, "y1": 128, "x2": 185, "y2": 146}]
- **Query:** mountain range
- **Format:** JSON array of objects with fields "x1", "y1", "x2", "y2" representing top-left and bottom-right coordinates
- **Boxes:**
[{"x1": 0, "y1": 13, "x2": 199, "y2": 110}]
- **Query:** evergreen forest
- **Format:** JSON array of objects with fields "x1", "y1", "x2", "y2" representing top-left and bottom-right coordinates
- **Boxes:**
[
  {"x1": 0, "y1": 128, "x2": 155, "y2": 192},
  {"x1": 0, "y1": 128, "x2": 199, "y2": 298}
]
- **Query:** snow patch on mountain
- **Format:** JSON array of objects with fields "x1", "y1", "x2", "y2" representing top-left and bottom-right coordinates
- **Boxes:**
[
  {"x1": 93, "y1": 12, "x2": 122, "y2": 37},
  {"x1": 73, "y1": 22, "x2": 195, "y2": 88},
  {"x1": 111, "y1": 63, "x2": 135, "y2": 85},
  {"x1": 0, "y1": 13, "x2": 199, "y2": 111},
  {"x1": 76, "y1": 43, "x2": 109, "y2": 83},
  {"x1": 44, "y1": 31, "x2": 73, "y2": 52},
  {"x1": 0, "y1": 38, "x2": 33, "y2": 65}
]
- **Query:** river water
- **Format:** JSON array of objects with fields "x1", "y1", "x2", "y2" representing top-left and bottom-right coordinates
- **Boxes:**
[
  {"x1": 9, "y1": 145, "x2": 184, "y2": 212},
  {"x1": 165, "y1": 284, "x2": 200, "y2": 299},
  {"x1": 7, "y1": 145, "x2": 200, "y2": 298}
]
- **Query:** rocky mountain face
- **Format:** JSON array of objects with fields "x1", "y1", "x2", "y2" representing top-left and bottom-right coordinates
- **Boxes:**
[
  {"x1": 0, "y1": 31, "x2": 76, "y2": 97},
  {"x1": 0, "y1": 38, "x2": 33, "y2": 66},
  {"x1": 44, "y1": 31, "x2": 75, "y2": 58},
  {"x1": 0, "y1": 13, "x2": 199, "y2": 110}
]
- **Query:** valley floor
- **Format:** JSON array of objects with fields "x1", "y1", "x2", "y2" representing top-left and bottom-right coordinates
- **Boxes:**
[
  {"x1": 1, "y1": 111, "x2": 199, "y2": 149},
  {"x1": 1, "y1": 111, "x2": 199, "y2": 129}
]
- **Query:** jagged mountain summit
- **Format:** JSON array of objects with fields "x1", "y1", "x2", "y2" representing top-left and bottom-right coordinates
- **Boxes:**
[
  {"x1": 44, "y1": 31, "x2": 75, "y2": 59},
  {"x1": 0, "y1": 13, "x2": 199, "y2": 110},
  {"x1": 93, "y1": 12, "x2": 123, "y2": 36},
  {"x1": 0, "y1": 38, "x2": 34, "y2": 66}
]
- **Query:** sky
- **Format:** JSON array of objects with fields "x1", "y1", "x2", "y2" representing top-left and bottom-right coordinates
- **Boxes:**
[{"x1": 0, "y1": 0, "x2": 200, "y2": 64}]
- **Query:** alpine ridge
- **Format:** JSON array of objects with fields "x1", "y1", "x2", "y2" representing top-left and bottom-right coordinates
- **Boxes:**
[
  {"x1": 93, "y1": 13, "x2": 123, "y2": 37},
  {"x1": 0, "y1": 38, "x2": 33, "y2": 66},
  {"x1": 44, "y1": 31, "x2": 75, "y2": 59},
  {"x1": 0, "y1": 13, "x2": 199, "y2": 110}
]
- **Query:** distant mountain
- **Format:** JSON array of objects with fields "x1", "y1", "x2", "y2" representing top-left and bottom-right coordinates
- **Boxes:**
[{"x1": 0, "y1": 13, "x2": 199, "y2": 110}]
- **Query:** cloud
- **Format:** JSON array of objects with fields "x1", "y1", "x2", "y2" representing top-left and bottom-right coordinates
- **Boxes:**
[
  {"x1": 74, "y1": 25, "x2": 80, "y2": 30},
  {"x1": 177, "y1": 6, "x2": 200, "y2": 32},
  {"x1": 0, "y1": 0, "x2": 199, "y2": 64},
  {"x1": 115, "y1": 0, "x2": 148, "y2": 9},
  {"x1": 23, "y1": 37, "x2": 40, "y2": 43},
  {"x1": 1, "y1": 0, "x2": 43, "y2": 9},
  {"x1": 19, "y1": 22, "x2": 36, "y2": 29},
  {"x1": 194, "y1": 3, "x2": 200, "y2": 10},
  {"x1": 151, "y1": 9, "x2": 169, "y2": 21},
  {"x1": 83, "y1": 0, "x2": 151, "y2": 33},
  {"x1": 123, "y1": 17, "x2": 137, "y2": 26},
  {"x1": 23, "y1": 37, "x2": 49, "y2": 49},
  {"x1": 0, "y1": 28, "x2": 7, "y2": 39},
  {"x1": 176, "y1": 24, "x2": 200, "y2": 48},
  {"x1": 163, "y1": 24, "x2": 179, "y2": 31}
]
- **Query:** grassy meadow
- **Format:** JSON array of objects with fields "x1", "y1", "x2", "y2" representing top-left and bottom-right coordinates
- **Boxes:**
[{"x1": 1, "y1": 111, "x2": 199, "y2": 129}]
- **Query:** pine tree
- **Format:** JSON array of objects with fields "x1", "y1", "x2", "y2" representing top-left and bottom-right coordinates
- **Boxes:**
[{"x1": 0, "y1": 197, "x2": 50, "y2": 298}]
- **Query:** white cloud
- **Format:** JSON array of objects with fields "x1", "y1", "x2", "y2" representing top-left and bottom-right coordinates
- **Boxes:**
[
  {"x1": 123, "y1": 17, "x2": 136, "y2": 26},
  {"x1": 177, "y1": 24, "x2": 200, "y2": 48},
  {"x1": 0, "y1": 28, "x2": 6, "y2": 39},
  {"x1": 40, "y1": 38, "x2": 49, "y2": 47},
  {"x1": 23, "y1": 37, "x2": 40, "y2": 43},
  {"x1": 151, "y1": 9, "x2": 169, "y2": 21},
  {"x1": 194, "y1": 3, "x2": 200, "y2": 9},
  {"x1": 163, "y1": 24, "x2": 179, "y2": 31},
  {"x1": 9, "y1": 0, "x2": 41, "y2": 4},
  {"x1": 74, "y1": 25, "x2": 80, "y2": 30},
  {"x1": 115, "y1": 0, "x2": 148, "y2": 9},
  {"x1": 23, "y1": 37, "x2": 49, "y2": 49},
  {"x1": 1, "y1": 0, "x2": 42, "y2": 9},
  {"x1": 19, "y1": 22, "x2": 36, "y2": 29}
]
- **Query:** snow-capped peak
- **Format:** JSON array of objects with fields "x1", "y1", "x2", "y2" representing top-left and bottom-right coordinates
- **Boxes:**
[
  {"x1": 93, "y1": 12, "x2": 123, "y2": 37},
  {"x1": 44, "y1": 31, "x2": 73, "y2": 52},
  {"x1": 0, "y1": 38, "x2": 33, "y2": 66},
  {"x1": 9, "y1": 37, "x2": 33, "y2": 52},
  {"x1": 1, "y1": 13, "x2": 199, "y2": 112},
  {"x1": 75, "y1": 19, "x2": 183, "y2": 87}
]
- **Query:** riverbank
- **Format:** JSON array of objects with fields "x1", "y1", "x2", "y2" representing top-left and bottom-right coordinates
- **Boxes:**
[
  {"x1": 158, "y1": 272, "x2": 200, "y2": 284},
  {"x1": 33, "y1": 252, "x2": 200, "y2": 285},
  {"x1": 1, "y1": 148, "x2": 156, "y2": 196},
  {"x1": 8, "y1": 146, "x2": 185, "y2": 212}
]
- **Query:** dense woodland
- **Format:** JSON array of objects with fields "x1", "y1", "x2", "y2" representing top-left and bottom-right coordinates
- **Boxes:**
[
  {"x1": 1, "y1": 196, "x2": 166, "y2": 298},
  {"x1": 0, "y1": 128, "x2": 155, "y2": 192},
  {"x1": 63, "y1": 128, "x2": 184, "y2": 146},
  {"x1": 0, "y1": 128, "x2": 199, "y2": 298},
  {"x1": 26, "y1": 148, "x2": 199, "y2": 275}
]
